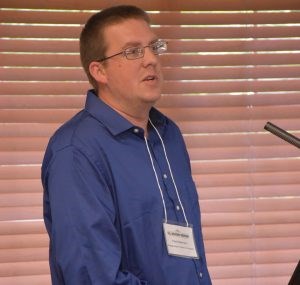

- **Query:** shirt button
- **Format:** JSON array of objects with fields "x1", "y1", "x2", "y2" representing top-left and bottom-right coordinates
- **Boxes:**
[
  {"x1": 163, "y1": 174, "x2": 168, "y2": 179},
  {"x1": 133, "y1": 128, "x2": 139, "y2": 133},
  {"x1": 199, "y1": 272, "x2": 203, "y2": 278},
  {"x1": 176, "y1": 205, "x2": 180, "y2": 211}
]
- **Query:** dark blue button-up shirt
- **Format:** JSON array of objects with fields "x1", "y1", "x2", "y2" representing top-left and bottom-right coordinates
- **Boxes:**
[{"x1": 42, "y1": 90, "x2": 211, "y2": 285}]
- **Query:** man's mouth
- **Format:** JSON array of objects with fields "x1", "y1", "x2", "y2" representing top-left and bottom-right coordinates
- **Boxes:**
[{"x1": 143, "y1": 75, "x2": 158, "y2": 81}]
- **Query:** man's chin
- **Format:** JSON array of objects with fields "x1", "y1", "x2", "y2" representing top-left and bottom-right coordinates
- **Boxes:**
[{"x1": 143, "y1": 91, "x2": 162, "y2": 104}]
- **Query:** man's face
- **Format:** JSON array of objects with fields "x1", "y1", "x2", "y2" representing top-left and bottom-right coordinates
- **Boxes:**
[{"x1": 100, "y1": 18, "x2": 163, "y2": 115}]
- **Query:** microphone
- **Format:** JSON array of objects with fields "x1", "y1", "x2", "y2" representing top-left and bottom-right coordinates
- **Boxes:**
[{"x1": 264, "y1": 122, "x2": 300, "y2": 149}]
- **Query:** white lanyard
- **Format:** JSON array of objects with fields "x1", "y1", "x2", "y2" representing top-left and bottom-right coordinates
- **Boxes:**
[{"x1": 144, "y1": 119, "x2": 189, "y2": 226}]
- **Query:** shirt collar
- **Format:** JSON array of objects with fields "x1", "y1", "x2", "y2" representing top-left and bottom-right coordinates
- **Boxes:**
[{"x1": 84, "y1": 89, "x2": 166, "y2": 136}]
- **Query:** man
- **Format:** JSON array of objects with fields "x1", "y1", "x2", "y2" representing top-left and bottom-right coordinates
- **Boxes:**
[{"x1": 42, "y1": 5, "x2": 211, "y2": 285}]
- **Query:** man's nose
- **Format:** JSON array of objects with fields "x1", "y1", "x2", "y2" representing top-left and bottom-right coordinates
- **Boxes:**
[{"x1": 142, "y1": 46, "x2": 159, "y2": 66}]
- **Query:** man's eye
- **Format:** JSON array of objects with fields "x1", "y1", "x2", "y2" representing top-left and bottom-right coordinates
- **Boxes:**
[
  {"x1": 126, "y1": 47, "x2": 142, "y2": 55},
  {"x1": 152, "y1": 42, "x2": 166, "y2": 53}
]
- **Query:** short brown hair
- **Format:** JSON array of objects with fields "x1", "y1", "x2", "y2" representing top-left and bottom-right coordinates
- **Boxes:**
[{"x1": 79, "y1": 5, "x2": 150, "y2": 90}]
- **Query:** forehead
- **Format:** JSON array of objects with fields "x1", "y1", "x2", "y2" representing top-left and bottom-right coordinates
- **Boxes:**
[{"x1": 103, "y1": 18, "x2": 157, "y2": 49}]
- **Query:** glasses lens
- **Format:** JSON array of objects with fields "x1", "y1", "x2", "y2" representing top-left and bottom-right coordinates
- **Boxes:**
[
  {"x1": 152, "y1": 40, "x2": 167, "y2": 54},
  {"x1": 125, "y1": 47, "x2": 144, "y2": 59}
]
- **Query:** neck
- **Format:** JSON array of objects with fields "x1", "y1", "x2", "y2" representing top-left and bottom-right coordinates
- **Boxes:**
[
  {"x1": 115, "y1": 107, "x2": 150, "y2": 136},
  {"x1": 98, "y1": 92, "x2": 151, "y2": 136}
]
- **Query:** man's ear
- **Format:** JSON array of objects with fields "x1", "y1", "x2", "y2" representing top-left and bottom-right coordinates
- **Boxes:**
[{"x1": 89, "y1": 61, "x2": 108, "y2": 84}]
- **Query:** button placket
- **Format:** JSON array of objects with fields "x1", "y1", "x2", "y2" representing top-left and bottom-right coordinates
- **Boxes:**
[{"x1": 150, "y1": 136, "x2": 185, "y2": 222}]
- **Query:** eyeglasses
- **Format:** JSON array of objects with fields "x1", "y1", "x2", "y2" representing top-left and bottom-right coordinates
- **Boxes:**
[{"x1": 97, "y1": 39, "x2": 168, "y2": 62}]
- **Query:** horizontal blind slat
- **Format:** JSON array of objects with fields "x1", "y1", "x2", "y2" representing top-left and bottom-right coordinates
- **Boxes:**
[
  {"x1": 2, "y1": 10, "x2": 300, "y2": 25},
  {"x1": 0, "y1": 179, "x2": 42, "y2": 194},
  {"x1": 205, "y1": 237, "x2": 300, "y2": 252},
  {"x1": 3, "y1": 132, "x2": 300, "y2": 150},
  {"x1": 0, "y1": 193, "x2": 42, "y2": 207},
  {"x1": 0, "y1": 220, "x2": 45, "y2": 235},
  {"x1": 1, "y1": 0, "x2": 300, "y2": 10},
  {"x1": 200, "y1": 185, "x2": 300, "y2": 200},
  {"x1": 2, "y1": 65, "x2": 300, "y2": 81},
  {"x1": 1, "y1": 79, "x2": 300, "y2": 95},
  {"x1": 0, "y1": 275, "x2": 51, "y2": 285},
  {"x1": 2, "y1": 53, "x2": 300, "y2": 67},
  {"x1": 177, "y1": 119, "x2": 300, "y2": 134},
  {"x1": 0, "y1": 261, "x2": 49, "y2": 277},
  {"x1": 0, "y1": 206, "x2": 43, "y2": 221},
  {"x1": 1, "y1": 105, "x2": 300, "y2": 122},
  {"x1": 2, "y1": 25, "x2": 300, "y2": 39},
  {"x1": 3, "y1": 39, "x2": 300, "y2": 53},
  {"x1": 1, "y1": 93, "x2": 299, "y2": 109},
  {"x1": 0, "y1": 234, "x2": 48, "y2": 249}
]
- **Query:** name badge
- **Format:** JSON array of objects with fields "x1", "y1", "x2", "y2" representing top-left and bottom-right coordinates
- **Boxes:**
[{"x1": 163, "y1": 222, "x2": 199, "y2": 259}]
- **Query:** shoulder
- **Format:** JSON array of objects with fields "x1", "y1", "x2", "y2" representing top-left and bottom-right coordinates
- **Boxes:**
[{"x1": 42, "y1": 109, "x2": 107, "y2": 172}]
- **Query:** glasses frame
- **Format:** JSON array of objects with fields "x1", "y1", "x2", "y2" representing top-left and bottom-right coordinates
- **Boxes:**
[{"x1": 97, "y1": 39, "x2": 168, "y2": 62}]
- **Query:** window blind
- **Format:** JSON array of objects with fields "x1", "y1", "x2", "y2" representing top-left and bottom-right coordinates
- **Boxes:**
[{"x1": 0, "y1": 1, "x2": 300, "y2": 284}]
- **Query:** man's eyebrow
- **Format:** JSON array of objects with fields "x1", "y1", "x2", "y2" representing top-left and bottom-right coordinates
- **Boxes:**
[
  {"x1": 121, "y1": 38, "x2": 159, "y2": 49},
  {"x1": 121, "y1": 41, "x2": 141, "y2": 49}
]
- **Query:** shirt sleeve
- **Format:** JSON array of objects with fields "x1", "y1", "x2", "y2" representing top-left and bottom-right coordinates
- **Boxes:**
[{"x1": 42, "y1": 145, "x2": 145, "y2": 285}]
